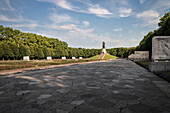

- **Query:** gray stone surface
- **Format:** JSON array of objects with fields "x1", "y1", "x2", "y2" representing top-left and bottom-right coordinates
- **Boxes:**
[
  {"x1": 0, "y1": 59, "x2": 170, "y2": 113},
  {"x1": 149, "y1": 61, "x2": 170, "y2": 72},
  {"x1": 152, "y1": 36, "x2": 170, "y2": 61}
]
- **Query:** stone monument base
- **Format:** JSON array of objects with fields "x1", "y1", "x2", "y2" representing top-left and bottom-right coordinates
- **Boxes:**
[
  {"x1": 101, "y1": 49, "x2": 107, "y2": 54},
  {"x1": 149, "y1": 62, "x2": 170, "y2": 72}
]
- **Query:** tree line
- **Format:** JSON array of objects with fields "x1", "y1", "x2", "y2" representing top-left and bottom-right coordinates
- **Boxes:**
[{"x1": 0, "y1": 26, "x2": 103, "y2": 60}]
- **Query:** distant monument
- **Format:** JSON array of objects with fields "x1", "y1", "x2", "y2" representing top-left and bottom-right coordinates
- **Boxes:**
[
  {"x1": 101, "y1": 42, "x2": 107, "y2": 54},
  {"x1": 103, "y1": 42, "x2": 105, "y2": 49}
]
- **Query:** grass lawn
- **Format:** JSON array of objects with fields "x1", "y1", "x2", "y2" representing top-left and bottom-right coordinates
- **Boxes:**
[
  {"x1": 88, "y1": 55, "x2": 100, "y2": 59},
  {"x1": 89, "y1": 54, "x2": 118, "y2": 60},
  {"x1": 135, "y1": 60, "x2": 151, "y2": 69},
  {"x1": 103, "y1": 54, "x2": 118, "y2": 59},
  {"x1": 0, "y1": 59, "x2": 101, "y2": 71}
]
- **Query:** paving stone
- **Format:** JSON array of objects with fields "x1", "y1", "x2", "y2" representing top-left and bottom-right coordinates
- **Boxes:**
[
  {"x1": 19, "y1": 81, "x2": 29, "y2": 84},
  {"x1": 37, "y1": 99, "x2": 46, "y2": 105},
  {"x1": 99, "y1": 108, "x2": 119, "y2": 113},
  {"x1": 1, "y1": 59, "x2": 170, "y2": 113},
  {"x1": 112, "y1": 90, "x2": 120, "y2": 94},
  {"x1": 56, "y1": 109, "x2": 68, "y2": 113},
  {"x1": 0, "y1": 91, "x2": 4, "y2": 95},
  {"x1": 124, "y1": 85, "x2": 135, "y2": 89},
  {"x1": 128, "y1": 100, "x2": 140, "y2": 105},
  {"x1": 29, "y1": 82, "x2": 40, "y2": 85},
  {"x1": 114, "y1": 100, "x2": 127, "y2": 108},
  {"x1": 127, "y1": 104, "x2": 161, "y2": 113},
  {"x1": 37, "y1": 94, "x2": 52, "y2": 100},
  {"x1": 16, "y1": 90, "x2": 31, "y2": 96},
  {"x1": 71, "y1": 100, "x2": 85, "y2": 105},
  {"x1": 70, "y1": 105, "x2": 99, "y2": 113},
  {"x1": 57, "y1": 89, "x2": 69, "y2": 93},
  {"x1": 89, "y1": 98, "x2": 115, "y2": 108},
  {"x1": 121, "y1": 108, "x2": 133, "y2": 113}
]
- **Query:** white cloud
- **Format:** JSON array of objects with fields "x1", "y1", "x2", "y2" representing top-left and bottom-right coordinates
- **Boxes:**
[
  {"x1": 0, "y1": 14, "x2": 23, "y2": 22},
  {"x1": 59, "y1": 24, "x2": 77, "y2": 30},
  {"x1": 83, "y1": 21, "x2": 90, "y2": 27},
  {"x1": 137, "y1": 10, "x2": 159, "y2": 19},
  {"x1": 152, "y1": 0, "x2": 170, "y2": 11},
  {"x1": 119, "y1": 8, "x2": 132, "y2": 17},
  {"x1": 37, "y1": 0, "x2": 74, "y2": 10},
  {"x1": 0, "y1": 0, "x2": 15, "y2": 11},
  {"x1": 129, "y1": 39, "x2": 138, "y2": 42},
  {"x1": 88, "y1": 4, "x2": 112, "y2": 15},
  {"x1": 12, "y1": 23, "x2": 38, "y2": 29},
  {"x1": 136, "y1": 10, "x2": 160, "y2": 27},
  {"x1": 139, "y1": 0, "x2": 146, "y2": 4},
  {"x1": 119, "y1": 8, "x2": 132, "y2": 14},
  {"x1": 56, "y1": 0, "x2": 73, "y2": 10},
  {"x1": 113, "y1": 28, "x2": 122, "y2": 32},
  {"x1": 49, "y1": 13, "x2": 72, "y2": 24}
]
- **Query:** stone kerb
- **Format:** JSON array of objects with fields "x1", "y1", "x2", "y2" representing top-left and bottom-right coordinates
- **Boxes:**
[
  {"x1": 23, "y1": 56, "x2": 29, "y2": 61},
  {"x1": 152, "y1": 36, "x2": 170, "y2": 62}
]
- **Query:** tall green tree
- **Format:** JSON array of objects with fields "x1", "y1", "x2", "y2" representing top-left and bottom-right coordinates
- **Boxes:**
[{"x1": 19, "y1": 45, "x2": 31, "y2": 57}]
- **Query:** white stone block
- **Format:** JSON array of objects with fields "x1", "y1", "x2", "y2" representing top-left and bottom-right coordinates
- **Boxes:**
[
  {"x1": 72, "y1": 57, "x2": 75, "y2": 59},
  {"x1": 23, "y1": 56, "x2": 29, "y2": 61},
  {"x1": 79, "y1": 57, "x2": 82, "y2": 59},
  {"x1": 152, "y1": 36, "x2": 170, "y2": 61},
  {"x1": 62, "y1": 57, "x2": 66, "y2": 59},
  {"x1": 47, "y1": 56, "x2": 52, "y2": 60}
]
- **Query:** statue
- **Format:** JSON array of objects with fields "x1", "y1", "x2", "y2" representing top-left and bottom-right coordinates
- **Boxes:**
[{"x1": 102, "y1": 42, "x2": 105, "y2": 49}]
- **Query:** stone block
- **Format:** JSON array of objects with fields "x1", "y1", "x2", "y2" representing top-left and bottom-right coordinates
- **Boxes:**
[
  {"x1": 23, "y1": 56, "x2": 29, "y2": 61},
  {"x1": 149, "y1": 62, "x2": 170, "y2": 72},
  {"x1": 47, "y1": 56, "x2": 52, "y2": 60},
  {"x1": 72, "y1": 57, "x2": 75, "y2": 59},
  {"x1": 62, "y1": 57, "x2": 66, "y2": 59},
  {"x1": 79, "y1": 57, "x2": 82, "y2": 59},
  {"x1": 152, "y1": 36, "x2": 170, "y2": 61}
]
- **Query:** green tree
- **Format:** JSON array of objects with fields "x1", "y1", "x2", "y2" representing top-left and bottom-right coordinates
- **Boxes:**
[
  {"x1": 2, "y1": 43, "x2": 14, "y2": 60},
  {"x1": 0, "y1": 43, "x2": 4, "y2": 59},
  {"x1": 43, "y1": 47, "x2": 51, "y2": 57},
  {"x1": 19, "y1": 45, "x2": 31, "y2": 57}
]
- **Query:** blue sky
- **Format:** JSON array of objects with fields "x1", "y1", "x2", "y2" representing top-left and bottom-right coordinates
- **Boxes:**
[{"x1": 0, "y1": 0, "x2": 170, "y2": 48}]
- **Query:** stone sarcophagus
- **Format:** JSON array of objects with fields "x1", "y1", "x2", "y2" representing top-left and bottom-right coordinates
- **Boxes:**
[
  {"x1": 152, "y1": 36, "x2": 170, "y2": 61},
  {"x1": 128, "y1": 51, "x2": 149, "y2": 60}
]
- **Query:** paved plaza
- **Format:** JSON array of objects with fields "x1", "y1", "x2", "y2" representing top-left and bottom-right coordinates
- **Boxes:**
[{"x1": 0, "y1": 59, "x2": 170, "y2": 113}]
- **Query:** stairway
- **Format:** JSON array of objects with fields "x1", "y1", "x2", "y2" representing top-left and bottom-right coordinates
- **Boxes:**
[{"x1": 98, "y1": 53, "x2": 106, "y2": 59}]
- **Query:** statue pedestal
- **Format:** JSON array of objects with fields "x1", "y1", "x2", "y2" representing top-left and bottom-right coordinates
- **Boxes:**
[{"x1": 101, "y1": 49, "x2": 107, "y2": 54}]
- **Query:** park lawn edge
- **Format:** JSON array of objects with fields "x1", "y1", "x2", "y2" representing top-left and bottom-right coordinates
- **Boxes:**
[{"x1": 0, "y1": 59, "x2": 102, "y2": 71}]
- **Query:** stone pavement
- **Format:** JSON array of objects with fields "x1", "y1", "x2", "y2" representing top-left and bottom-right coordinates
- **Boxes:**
[{"x1": 0, "y1": 59, "x2": 170, "y2": 113}]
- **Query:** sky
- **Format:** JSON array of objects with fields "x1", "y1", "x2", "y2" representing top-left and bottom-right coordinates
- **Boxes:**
[{"x1": 0, "y1": 0, "x2": 170, "y2": 49}]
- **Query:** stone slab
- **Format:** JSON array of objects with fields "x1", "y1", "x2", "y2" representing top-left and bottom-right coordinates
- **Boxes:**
[
  {"x1": 149, "y1": 62, "x2": 170, "y2": 72},
  {"x1": 152, "y1": 36, "x2": 170, "y2": 61}
]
